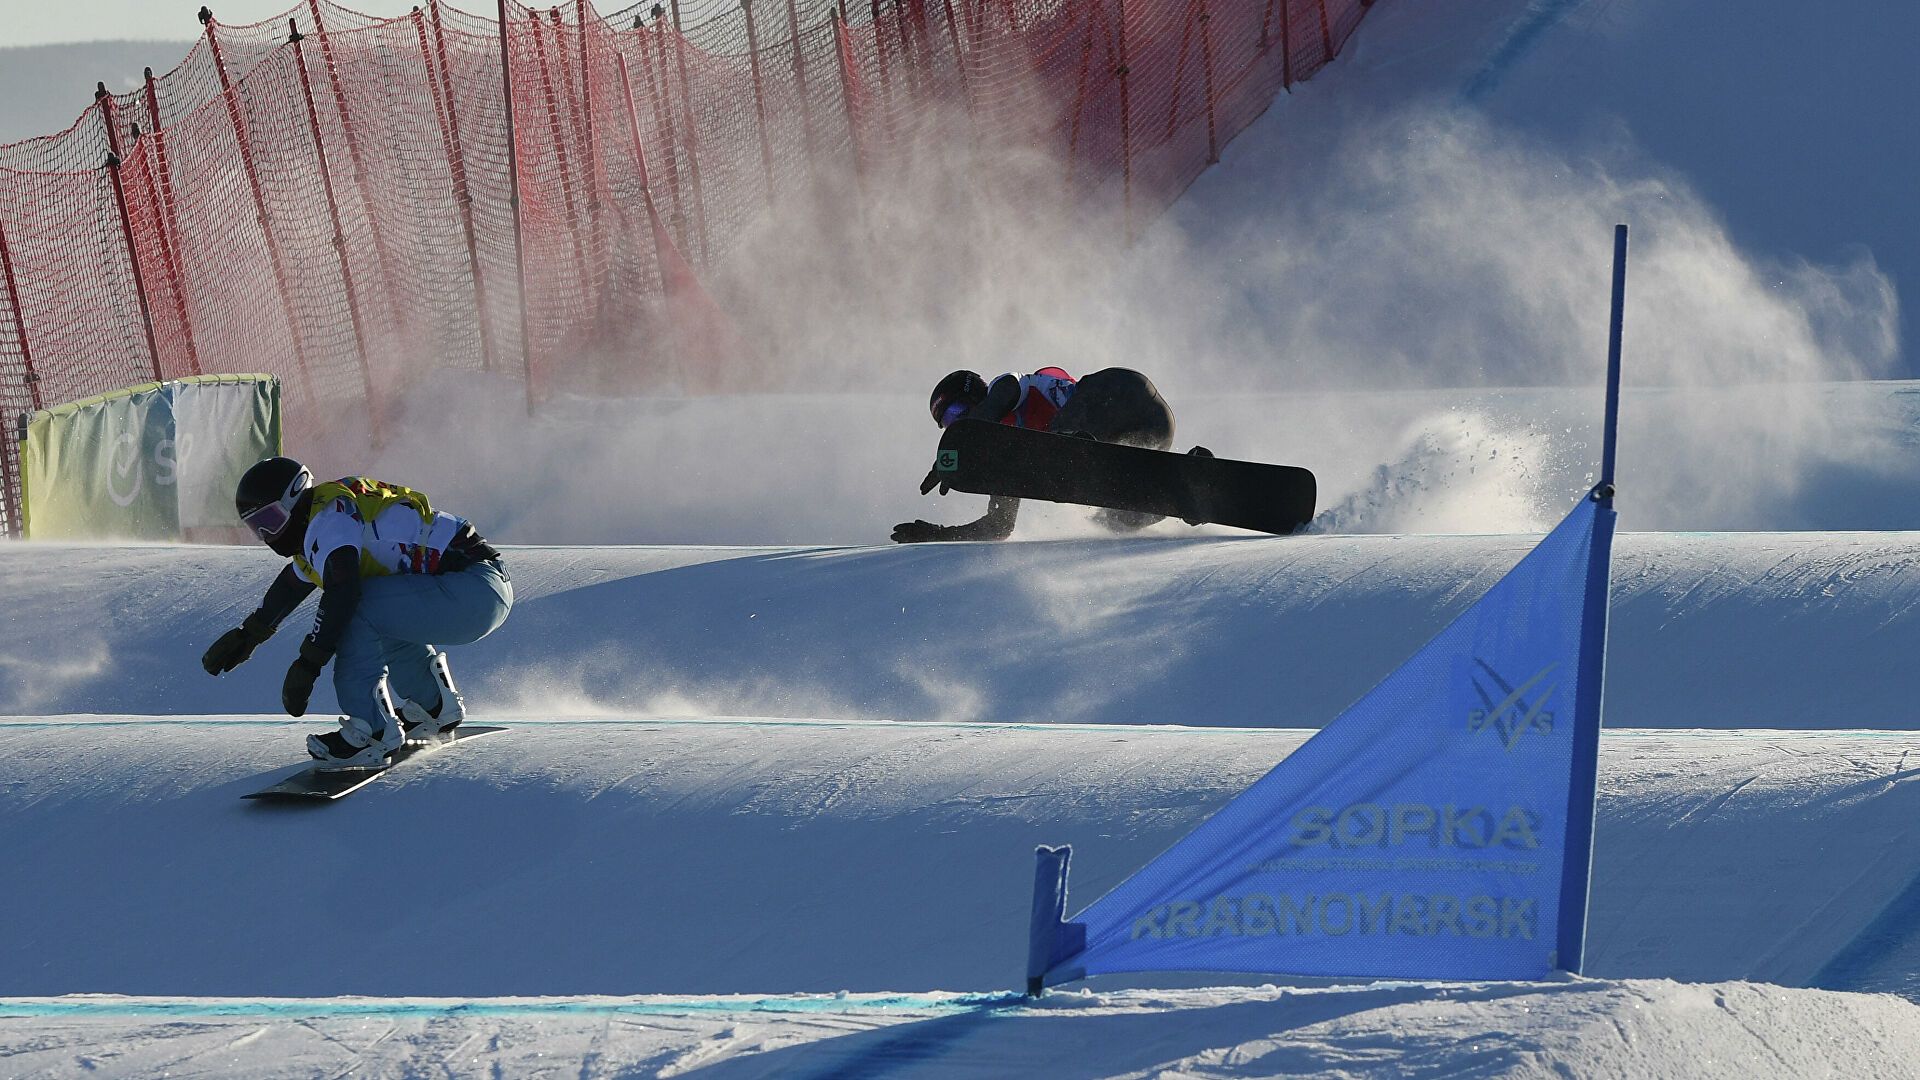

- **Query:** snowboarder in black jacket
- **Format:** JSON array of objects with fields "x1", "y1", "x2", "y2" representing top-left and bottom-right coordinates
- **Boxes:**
[{"x1": 893, "y1": 366, "x2": 1175, "y2": 543}]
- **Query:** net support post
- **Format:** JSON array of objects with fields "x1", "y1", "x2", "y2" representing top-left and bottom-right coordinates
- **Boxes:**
[
  {"x1": 138, "y1": 67, "x2": 202, "y2": 377},
  {"x1": 288, "y1": 20, "x2": 381, "y2": 442},
  {"x1": 614, "y1": 53, "x2": 675, "y2": 283},
  {"x1": 784, "y1": 0, "x2": 821, "y2": 173},
  {"x1": 573, "y1": 0, "x2": 606, "y2": 297},
  {"x1": 938, "y1": 0, "x2": 974, "y2": 126},
  {"x1": 200, "y1": 6, "x2": 318, "y2": 404},
  {"x1": 1258, "y1": 0, "x2": 1292, "y2": 87},
  {"x1": 98, "y1": 86, "x2": 163, "y2": 383},
  {"x1": 667, "y1": 0, "x2": 712, "y2": 266},
  {"x1": 547, "y1": 5, "x2": 603, "y2": 310},
  {"x1": 1198, "y1": 0, "x2": 1217, "y2": 162},
  {"x1": 869, "y1": 0, "x2": 897, "y2": 145},
  {"x1": 307, "y1": 0, "x2": 406, "y2": 341},
  {"x1": 634, "y1": 11, "x2": 692, "y2": 255},
  {"x1": 830, "y1": 12, "x2": 867, "y2": 188},
  {"x1": 1064, "y1": 4, "x2": 1094, "y2": 186},
  {"x1": 740, "y1": 0, "x2": 779, "y2": 205},
  {"x1": 496, "y1": 0, "x2": 537, "y2": 413},
  {"x1": 0, "y1": 203, "x2": 40, "y2": 413},
  {"x1": 418, "y1": 2, "x2": 500, "y2": 374},
  {"x1": 0, "y1": 212, "x2": 38, "y2": 418},
  {"x1": 530, "y1": 12, "x2": 592, "y2": 292},
  {"x1": 1116, "y1": 0, "x2": 1134, "y2": 244}
]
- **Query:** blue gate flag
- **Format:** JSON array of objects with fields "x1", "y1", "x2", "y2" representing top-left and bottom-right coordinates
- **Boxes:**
[{"x1": 1031, "y1": 488, "x2": 1616, "y2": 988}]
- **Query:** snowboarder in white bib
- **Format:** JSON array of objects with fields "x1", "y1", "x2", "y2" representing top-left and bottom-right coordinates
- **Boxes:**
[{"x1": 201, "y1": 457, "x2": 513, "y2": 769}]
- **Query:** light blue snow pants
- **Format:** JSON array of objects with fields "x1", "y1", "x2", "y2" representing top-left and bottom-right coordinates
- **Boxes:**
[{"x1": 333, "y1": 559, "x2": 513, "y2": 727}]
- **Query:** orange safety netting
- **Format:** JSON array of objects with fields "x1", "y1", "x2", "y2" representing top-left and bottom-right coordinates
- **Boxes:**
[{"x1": 0, "y1": 0, "x2": 1376, "y2": 536}]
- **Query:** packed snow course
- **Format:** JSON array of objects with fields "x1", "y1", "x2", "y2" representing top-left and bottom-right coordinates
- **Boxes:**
[
  {"x1": 9, "y1": 0, "x2": 1920, "y2": 1070},
  {"x1": 5, "y1": 531, "x2": 1920, "y2": 1075}
]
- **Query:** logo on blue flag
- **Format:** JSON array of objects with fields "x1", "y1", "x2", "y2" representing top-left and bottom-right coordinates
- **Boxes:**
[{"x1": 1467, "y1": 661, "x2": 1557, "y2": 750}]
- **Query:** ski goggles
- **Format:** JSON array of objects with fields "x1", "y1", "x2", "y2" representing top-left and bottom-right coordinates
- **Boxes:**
[
  {"x1": 934, "y1": 400, "x2": 969, "y2": 429},
  {"x1": 241, "y1": 499, "x2": 293, "y2": 541}
]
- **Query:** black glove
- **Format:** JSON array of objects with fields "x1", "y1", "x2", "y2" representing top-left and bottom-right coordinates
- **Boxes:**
[
  {"x1": 201, "y1": 611, "x2": 276, "y2": 675},
  {"x1": 891, "y1": 520, "x2": 947, "y2": 544},
  {"x1": 281, "y1": 639, "x2": 330, "y2": 718},
  {"x1": 919, "y1": 469, "x2": 949, "y2": 496}
]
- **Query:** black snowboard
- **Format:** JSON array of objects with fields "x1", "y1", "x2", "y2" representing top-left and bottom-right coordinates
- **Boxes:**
[
  {"x1": 243, "y1": 726, "x2": 506, "y2": 801},
  {"x1": 930, "y1": 420, "x2": 1315, "y2": 536}
]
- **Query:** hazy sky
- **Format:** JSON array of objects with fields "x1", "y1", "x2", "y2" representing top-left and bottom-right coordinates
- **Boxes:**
[{"x1": 5, "y1": 1, "x2": 450, "y2": 46}]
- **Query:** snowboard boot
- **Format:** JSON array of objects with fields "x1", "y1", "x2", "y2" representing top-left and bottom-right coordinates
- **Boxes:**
[
  {"x1": 307, "y1": 708, "x2": 404, "y2": 771},
  {"x1": 1093, "y1": 506, "x2": 1165, "y2": 533},
  {"x1": 398, "y1": 648, "x2": 466, "y2": 744}
]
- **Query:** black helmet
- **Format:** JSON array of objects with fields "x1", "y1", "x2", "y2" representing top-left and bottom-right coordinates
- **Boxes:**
[
  {"x1": 929, "y1": 370, "x2": 987, "y2": 427},
  {"x1": 235, "y1": 456, "x2": 312, "y2": 541}
]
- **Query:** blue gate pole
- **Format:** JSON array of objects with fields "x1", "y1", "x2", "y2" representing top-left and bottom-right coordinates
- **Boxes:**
[
  {"x1": 1555, "y1": 223, "x2": 1627, "y2": 975},
  {"x1": 1026, "y1": 845, "x2": 1073, "y2": 996},
  {"x1": 1600, "y1": 223, "x2": 1627, "y2": 492}
]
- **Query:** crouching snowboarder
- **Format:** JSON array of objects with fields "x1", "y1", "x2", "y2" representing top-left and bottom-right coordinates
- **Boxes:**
[
  {"x1": 201, "y1": 456, "x2": 513, "y2": 769},
  {"x1": 892, "y1": 366, "x2": 1176, "y2": 543}
]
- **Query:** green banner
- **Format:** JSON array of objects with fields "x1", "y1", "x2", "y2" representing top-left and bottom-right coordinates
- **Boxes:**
[{"x1": 20, "y1": 374, "x2": 281, "y2": 540}]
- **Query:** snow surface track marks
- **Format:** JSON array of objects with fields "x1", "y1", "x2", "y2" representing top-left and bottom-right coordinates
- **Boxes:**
[
  {"x1": 3, "y1": 980, "x2": 1917, "y2": 1079},
  {"x1": 7, "y1": 534, "x2": 1920, "y2": 729},
  {"x1": 2, "y1": 722, "x2": 1918, "y2": 1001}
]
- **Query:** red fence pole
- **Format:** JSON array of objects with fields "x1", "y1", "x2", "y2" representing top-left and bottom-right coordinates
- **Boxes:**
[
  {"x1": 133, "y1": 128, "x2": 202, "y2": 377},
  {"x1": 0, "y1": 118, "x2": 42, "y2": 535},
  {"x1": 497, "y1": 0, "x2": 537, "y2": 411},
  {"x1": 1064, "y1": 8, "x2": 1094, "y2": 186},
  {"x1": 574, "y1": 0, "x2": 606, "y2": 302},
  {"x1": 667, "y1": 0, "x2": 712, "y2": 266},
  {"x1": 142, "y1": 67, "x2": 194, "y2": 279},
  {"x1": 289, "y1": 21, "x2": 380, "y2": 437},
  {"x1": 199, "y1": 6, "x2": 316, "y2": 403},
  {"x1": 740, "y1": 0, "x2": 778, "y2": 204},
  {"x1": 105, "y1": 155, "x2": 163, "y2": 384},
  {"x1": 1165, "y1": 3, "x2": 1195, "y2": 142},
  {"x1": 549, "y1": 8, "x2": 585, "y2": 163},
  {"x1": 550, "y1": 6, "x2": 595, "y2": 287},
  {"x1": 1316, "y1": 0, "x2": 1334, "y2": 59},
  {"x1": 897, "y1": 0, "x2": 924, "y2": 101},
  {"x1": 0, "y1": 218, "x2": 40, "y2": 414},
  {"x1": 831, "y1": 12, "x2": 865, "y2": 185},
  {"x1": 869, "y1": 0, "x2": 897, "y2": 145},
  {"x1": 615, "y1": 52, "x2": 674, "y2": 280},
  {"x1": 530, "y1": 12, "x2": 593, "y2": 291},
  {"x1": 634, "y1": 13, "x2": 691, "y2": 254},
  {"x1": 1199, "y1": 0, "x2": 1217, "y2": 163},
  {"x1": 785, "y1": 0, "x2": 819, "y2": 171},
  {"x1": 134, "y1": 73, "x2": 203, "y2": 377},
  {"x1": 0, "y1": 427, "x2": 16, "y2": 537},
  {"x1": 421, "y1": 3, "x2": 500, "y2": 373},
  {"x1": 1116, "y1": 0, "x2": 1134, "y2": 243},
  {"x1": 307, "y1": 0, "x2": 405, "y2": 340},
  {"x1": 1161, "y1": 0, "x2": 1217, "y2": 163},
  {"x1": 98, "y1": 88, "x2": 163, "y2": 383},
  {"x1": 1281, "y1": 0, "x2": 1293, "y2": 86},
  {"x1": 939, "y1": 0, "x2": 973, "y2": 123},
  {"x1": 1258, "y1": 0, "x2": 1291, "y2": 86}
]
